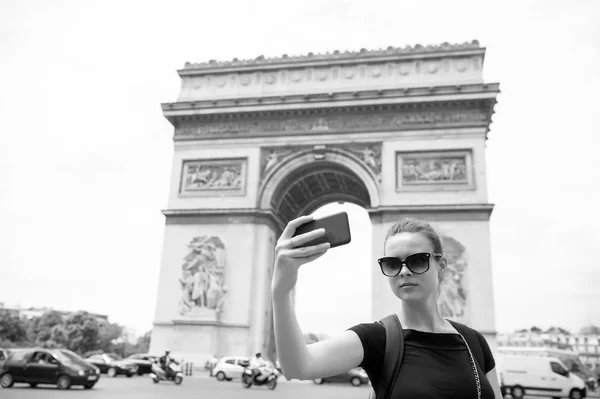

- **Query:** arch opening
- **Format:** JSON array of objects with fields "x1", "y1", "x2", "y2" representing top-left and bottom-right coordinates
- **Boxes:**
[
  {"x1": 270, "y1": 161, "x2": 372, "y2": 223},
  {"x1": 294, "y1": 202, "x2": 373, "y2": 340}
]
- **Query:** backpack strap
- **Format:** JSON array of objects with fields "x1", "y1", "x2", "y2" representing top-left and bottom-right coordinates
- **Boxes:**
[
  {"x1": 448, "y1": 320, "x2": 486, "y2": 371},
  {"x1": 368, "y1": 314, "x2": 404, "y2": 399}
]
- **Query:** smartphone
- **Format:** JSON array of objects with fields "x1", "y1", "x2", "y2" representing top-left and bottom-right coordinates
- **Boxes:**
[{"x1": 292, "y1": 211, "x2": 351, "y2": 249}]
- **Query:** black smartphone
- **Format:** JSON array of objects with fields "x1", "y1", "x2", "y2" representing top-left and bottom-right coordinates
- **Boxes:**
[{"x1": 292, "y1": 211, "x2": 351, "y2": 249}]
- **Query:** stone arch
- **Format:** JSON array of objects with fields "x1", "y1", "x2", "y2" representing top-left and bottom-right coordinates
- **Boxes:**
[{"x1": 258, "y1": 149, "x2": 381, "y2": 222}]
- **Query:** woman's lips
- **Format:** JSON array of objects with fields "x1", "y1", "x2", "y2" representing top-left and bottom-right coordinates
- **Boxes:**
[{"x1": 399, "y1": 283, "x2": 418, "y2": 288}]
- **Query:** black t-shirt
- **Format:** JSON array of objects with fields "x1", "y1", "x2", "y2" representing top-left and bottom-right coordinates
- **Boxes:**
[{"x1": 348, "y1": 322, "x2": 496, "y2": 399}]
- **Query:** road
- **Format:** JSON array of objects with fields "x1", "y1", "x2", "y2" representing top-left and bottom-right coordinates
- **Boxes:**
[
  {"x1": 1, "y1": 373, "x2": 598, "y2": 398},
  {"x1": 0, "y1": 373, "x2": 373, "y2": 399}
]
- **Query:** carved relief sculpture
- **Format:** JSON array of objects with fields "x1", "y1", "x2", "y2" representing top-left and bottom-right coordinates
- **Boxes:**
[
  {"x1": 399, "y1": 153, "x2": 468, "y2": 185},
  {"x1": 180, "y1": 159, "x2": 246, "y2": 195},
  {"x1": 342, "y1": 144, "x2": 382, "y2": 183},
  {"x1": 262, "y1": 148, "x2": 294, "y2": 176},
  {"x1": 175, "y1": 107, "x2": 488, "y2": 139},
  {"x1": 179, "y1": 236, "x2": 228, "y2": 317},
  {"x1": 438, "y1": 235, "x2": 467, "y2": 320}
]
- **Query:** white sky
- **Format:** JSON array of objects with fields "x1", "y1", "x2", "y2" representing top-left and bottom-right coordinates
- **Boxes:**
[{"x1": 1, "y1": 0, "x2": 599, "y2": 338}]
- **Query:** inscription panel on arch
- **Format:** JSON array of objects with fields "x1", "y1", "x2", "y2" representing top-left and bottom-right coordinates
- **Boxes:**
[
  {"x1": 179, "y1": 158, "x2": 247, "y2": 197},
  {"x1": 395, "y1": 150, "x2": 474, "y2": 191}
]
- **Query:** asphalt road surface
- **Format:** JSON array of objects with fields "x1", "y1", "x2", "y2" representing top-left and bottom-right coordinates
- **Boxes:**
[
  {"x1": 0, "y1": 374, "x2": 373, "y2": 399},
  {"x1": 1, "y1": 373, "x2": 598, "y2": 399}
]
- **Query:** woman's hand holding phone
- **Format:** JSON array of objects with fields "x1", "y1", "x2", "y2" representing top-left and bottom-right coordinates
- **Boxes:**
[{"x1": 271, "y1": 215, "x2": 331, "y2": 298}]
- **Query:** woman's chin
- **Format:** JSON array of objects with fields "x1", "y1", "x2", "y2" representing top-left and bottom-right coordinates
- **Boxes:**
[{"x1": 394, "y1": 290, "x2": 423, "y2": 301}]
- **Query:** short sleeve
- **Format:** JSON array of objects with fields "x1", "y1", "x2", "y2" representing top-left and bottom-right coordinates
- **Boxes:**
[
  {"x1": 474, "y1": 330, "x2": 496, "y2": 373},
  {"x1": 346, "y1": 322, "x2": 385, "y2": 387}
]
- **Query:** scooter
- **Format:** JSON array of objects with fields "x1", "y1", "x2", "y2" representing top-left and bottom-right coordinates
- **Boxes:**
[
  {"x1": 241, "y1": 366, "x2": 278, "y2": 390},
  {"x1": 149, "y1": 361, "x2": 183, "y2": 385}
]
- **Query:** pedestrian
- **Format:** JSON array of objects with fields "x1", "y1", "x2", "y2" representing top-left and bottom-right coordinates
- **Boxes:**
[
  {"x1": 208, "y1": 354, "x2": 218, "y2": 377},
  {"x1": 271, "y1": 215, "x2": 503, "y2": 398}
]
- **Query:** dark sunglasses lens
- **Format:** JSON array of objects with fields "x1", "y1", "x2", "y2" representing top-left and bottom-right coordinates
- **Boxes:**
[
  {"x1": 406, "y1": 253, "x2": 430, "y2": 274},
  {"x1": 380, "y1": 258, "x2": 401, "y2": 276}
]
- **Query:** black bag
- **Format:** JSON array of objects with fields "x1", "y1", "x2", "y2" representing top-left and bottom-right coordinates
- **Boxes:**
[{"x1": 368, "y1": 314, "x2": 486, "y2": 399}]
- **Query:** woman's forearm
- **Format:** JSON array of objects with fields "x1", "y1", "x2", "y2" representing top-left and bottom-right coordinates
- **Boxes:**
[{"x1": 272, "y1": 290, "x2": 311, "y2": 380}]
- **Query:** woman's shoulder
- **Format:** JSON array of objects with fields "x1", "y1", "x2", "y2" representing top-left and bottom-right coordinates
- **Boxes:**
[
  {"x1": 346, "y1": 321, "x2": 386, "y2": 382},
  {"x1": 347, "y1": 321, "x2": 386, "y2": 360},
  {"x1": 448, "y1": 320, "x2": 496, "y2": 372},
  {"x1": 347, "y1": 321, "x2": 386, "y2": 342}
]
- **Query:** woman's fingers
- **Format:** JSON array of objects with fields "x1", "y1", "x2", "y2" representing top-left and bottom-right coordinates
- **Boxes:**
[
  {"x1": 289, "y1": 228, "x2": 325, "y2": 247},
  {"x1": 298, "y1": 250, "x2": 330, "y2": 264},
  {"x1": 286, "y1": 242, "x2": 330, "y2": 258},
  {"x1": 280, "y1": 215, "x2": 314, "y2": 239}
]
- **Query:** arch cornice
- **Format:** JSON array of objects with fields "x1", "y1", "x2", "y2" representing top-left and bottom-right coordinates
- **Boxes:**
[{"x1": 258, "y1": 148, "x2": 381, "y2": 214}]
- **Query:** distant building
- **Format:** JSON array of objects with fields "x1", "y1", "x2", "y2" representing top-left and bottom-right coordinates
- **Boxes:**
[{"x1": 498, "y1": 329, "x2": 600, "y2": 368}]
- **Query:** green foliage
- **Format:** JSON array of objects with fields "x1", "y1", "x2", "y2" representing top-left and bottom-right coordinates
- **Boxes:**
[
  {"x1": 0, "y1": 310, "x2": 28, "y2": 342},
  {"x1": 0, "y1": 309, "x2": 151, "y2": 357}
]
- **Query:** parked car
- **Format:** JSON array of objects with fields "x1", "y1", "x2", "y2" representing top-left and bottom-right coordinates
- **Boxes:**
[
  {"x1": 122, "y1": 353, "x2": 159, "y2": 375},
  {"x1": 0, "y1": 347, "x2": 100, "y2": 389},
  {"x1": 313, "y1": 367, "x2": 370, "y2": 386},
  {"x1": 85, "y1": 353, "x2": 138, "y2": 377},
  {"x1": 213, "y1": 356, "x2": 250, "y2": 381}
]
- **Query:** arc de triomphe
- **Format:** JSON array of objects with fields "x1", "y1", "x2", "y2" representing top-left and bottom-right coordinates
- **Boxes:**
[{"x1": 149, "y1": 41, "x2": 500, "y2": 365}]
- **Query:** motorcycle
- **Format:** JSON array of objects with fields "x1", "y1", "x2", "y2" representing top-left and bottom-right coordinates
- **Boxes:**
[
  {"x1": 149, "y1": 361, "x2": 183, "y2": 385},
  {"x1": 241, "y1": 366, "x2": 278, "y2": 390}
]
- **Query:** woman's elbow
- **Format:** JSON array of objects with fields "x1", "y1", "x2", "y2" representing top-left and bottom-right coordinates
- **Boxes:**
[{"x1": 280, "y1": 365, "x2": 306, "y2": 380}]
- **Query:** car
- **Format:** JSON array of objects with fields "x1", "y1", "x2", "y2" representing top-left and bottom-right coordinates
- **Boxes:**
[
  {"x1": 0, "y1": 347, "x2": 100, "y2": 390},
  {"x1": 55, "y1": 349, "x2": 99, "y2": 372},
  {"x1": 212, "y1": 356, "x2": 250, "y2": 381},
  {"x1": 85, "y1": 353, "x2": 138, "y2": 377},
  {"x1": 313, "y1": 367, "x2": 370, "y2": 386},
  {"x1": 122, "y1": 353, "x2": 159, "y2": 375},
  {"x1": 0, "y1": 349, "x2": 9, "y2": 361}
]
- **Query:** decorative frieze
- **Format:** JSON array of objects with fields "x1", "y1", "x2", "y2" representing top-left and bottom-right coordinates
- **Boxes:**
[
  {"x1": 175, "y1": 105, "x2": 489, "y2": 140},
  {"x1": 180, "y1": 158, "x2": 247, "y2": 196},
  {"x1": 396, "y1": 150, "x2": 474, "y2": 191}
]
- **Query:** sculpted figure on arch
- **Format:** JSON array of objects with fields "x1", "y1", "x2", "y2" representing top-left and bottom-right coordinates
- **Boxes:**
[{"x1": 271, "y1": 216, "x2": 503, "y2": 398}]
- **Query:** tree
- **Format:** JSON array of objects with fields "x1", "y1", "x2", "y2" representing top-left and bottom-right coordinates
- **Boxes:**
[
  {"x1": 530, "y1": 326, "x2": 542, "y2": 334},
  {"x1": 133, "y1": 330, "x2": 151, "y2": 354},
  {"x1": 27, "y1": 310, "x2": 64, "y2": 344},
  {"x1": 63, "y1": 311, "x2": 100, "y2": 355},
  {"x1": 0, "y1": 310, "x2": 28, "y2": 343},
  {"x1": 97, "y1": 322, "x2": 124, "y2": 353}
]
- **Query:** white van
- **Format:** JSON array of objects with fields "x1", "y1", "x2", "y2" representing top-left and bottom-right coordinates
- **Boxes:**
[{"x1": 497, "y1": 354, "x2": 587, "y2": 399}]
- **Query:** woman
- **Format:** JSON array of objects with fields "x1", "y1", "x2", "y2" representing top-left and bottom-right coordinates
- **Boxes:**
[{"x1": 271, "y1": 215, "x2": 504, "y2": 399}]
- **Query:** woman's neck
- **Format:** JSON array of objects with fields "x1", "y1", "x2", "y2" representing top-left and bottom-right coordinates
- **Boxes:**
[{"x1": 398, "y1": 297, "x2": 453, "y2": 333}]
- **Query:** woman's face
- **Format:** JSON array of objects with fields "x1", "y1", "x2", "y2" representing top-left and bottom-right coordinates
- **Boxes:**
[{"x1": 384, "y1": 232, "x2": 444, "y2": 302}]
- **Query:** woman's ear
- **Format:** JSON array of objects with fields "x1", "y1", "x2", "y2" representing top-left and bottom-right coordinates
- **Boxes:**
[{"x1": 437, "y1": 257, "x2": 448, "y2": 284}]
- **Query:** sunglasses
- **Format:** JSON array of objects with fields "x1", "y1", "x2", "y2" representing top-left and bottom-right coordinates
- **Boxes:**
[{"x1": 377, "y1": 252, "x2": 442, "y2": 277}]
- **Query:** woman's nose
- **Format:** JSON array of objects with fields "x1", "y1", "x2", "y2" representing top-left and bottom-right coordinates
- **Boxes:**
[{"x1": 399, "y1": 263, "x2": 413, "y2": 277}]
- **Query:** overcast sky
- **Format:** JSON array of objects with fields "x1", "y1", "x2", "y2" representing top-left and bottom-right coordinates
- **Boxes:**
[{"x1": 1, "y1": 0, "x2": 599, "y2": 338}]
